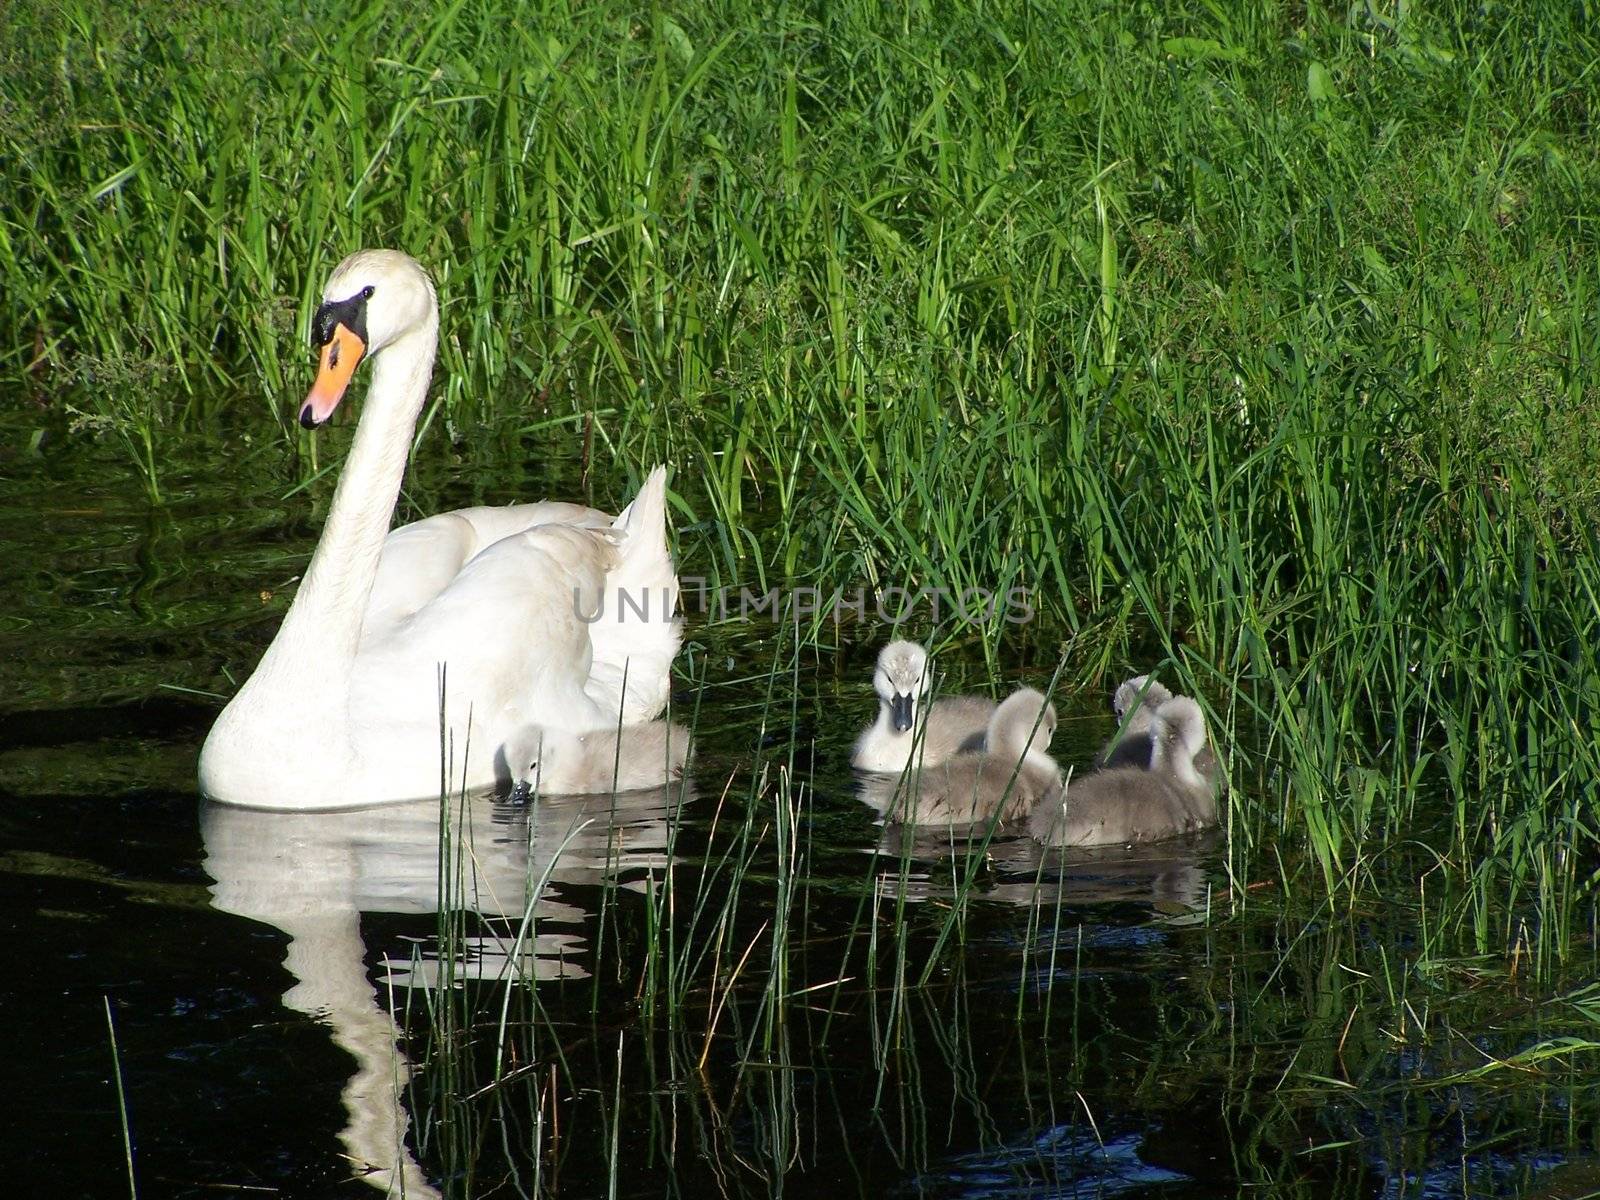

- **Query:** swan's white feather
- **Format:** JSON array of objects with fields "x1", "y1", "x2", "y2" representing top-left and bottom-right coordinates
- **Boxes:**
[
  {"x1": 361, "y1": 501, "x2": 613, "y2": 645},
  {"x1": 582, "y1": 467, "x2": 682, "y2": 723}
]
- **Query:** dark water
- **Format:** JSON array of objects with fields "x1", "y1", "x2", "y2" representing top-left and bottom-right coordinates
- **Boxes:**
[{"x1": 4, "y1": 422, "x2": 1598, "y2": 1198}]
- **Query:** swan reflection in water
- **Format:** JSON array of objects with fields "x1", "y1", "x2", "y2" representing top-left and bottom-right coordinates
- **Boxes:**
[{"x1": 201, "y1": 782, "x2": 690, "y2": 1198}]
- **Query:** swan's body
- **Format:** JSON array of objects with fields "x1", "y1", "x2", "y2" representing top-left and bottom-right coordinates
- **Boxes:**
[
  {"x1": 199, "y1": 250, "x2": 680, "y2": 810},
  {"x1": 503, "y1": 719, "x2": 690, "y2": 798},
  {"x1": 1098, "y1": 673, "x2": 1222, "y2": 786},
  {"x1": 852, "y1": 641, "x2": 994, "y2": 772},
  {"x1": 880, "y1": 688, "x2": 1061, "y2": 828},
  {"x1": 1031, "y1": 696, "x2": 1217, "y2": 847}
]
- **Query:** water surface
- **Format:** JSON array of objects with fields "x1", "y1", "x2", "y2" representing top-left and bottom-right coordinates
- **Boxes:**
[{"x1": 3, "y1": 419, "x2": 1596, "y2": 1198}]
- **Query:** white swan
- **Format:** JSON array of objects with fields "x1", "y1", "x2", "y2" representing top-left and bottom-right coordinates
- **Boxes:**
[
  {"x1": 502, "y1": 719, "x2": 690, "y2": 799},
  {"x1": 199, "y1": 250, "x2": 681, "y2": 810},
  {"x1": 873, "y1": 687, "x2": 1062, "y2": 828},
  {"x1": 1030, "y1": 696, "x2": 1217, "y2": 847},
  {"x1": 852, "y1": 640, "x2": 994, "y2": 772}
]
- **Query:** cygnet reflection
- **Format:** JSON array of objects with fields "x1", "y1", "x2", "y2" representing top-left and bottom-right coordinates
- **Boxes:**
[{"x1": 869, "y1": 820, "x2": 1215, "y2": 912}]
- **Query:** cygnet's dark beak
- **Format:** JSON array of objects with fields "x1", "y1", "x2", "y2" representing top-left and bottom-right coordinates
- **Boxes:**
[
  {"x1": 509, "y1": 780, "x2": 532, "y2": 805},
  {"x1": 891, "y1": 692, "x2": 915, "y2": 732}
]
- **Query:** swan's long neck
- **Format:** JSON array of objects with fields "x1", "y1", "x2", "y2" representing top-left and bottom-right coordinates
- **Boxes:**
[
  {"x1": 254, "y1": 320, "x2": 437, "y2": 699},
  {"x1": 1171, "y1": 748, "x2": 1207, "y2": 791}
]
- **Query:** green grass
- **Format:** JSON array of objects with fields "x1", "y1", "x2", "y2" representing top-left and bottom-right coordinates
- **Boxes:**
[{"x1": 6, "y1": 0, "x2": 1600, "y2": 1063}]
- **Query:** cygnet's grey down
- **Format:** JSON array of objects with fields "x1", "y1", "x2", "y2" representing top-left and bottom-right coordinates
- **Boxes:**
[
  {"x1": 852, "y1": 640, "x2": 994, "y2": 773},
  {"x1": 1098, "y1": 673, "x2": 1222, "y2": 787},
  {"x1": 502, "y1": 720, "x2": 689, "y2": 800},
  {"x1": 1096, "y1": 674, "x2": 1175, "y2": 769},
  {"x1": 883, "y1": 688, "x2": 1062, "y2": 828},
  {"x1": 1031, "y1": 695, "x2": 1217, "y2": 847}
]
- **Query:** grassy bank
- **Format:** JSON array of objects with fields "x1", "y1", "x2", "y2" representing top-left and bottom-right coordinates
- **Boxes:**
[{"x1": 4, "y1": 0, "x2": 1600, "y2": 965}]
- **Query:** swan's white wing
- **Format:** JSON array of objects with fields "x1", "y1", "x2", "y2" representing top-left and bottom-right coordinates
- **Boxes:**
[
  {"x1": 450, "y1": 500, "x2": 615, "y2": 543},
  {"x1": 583, "y1": 467, "x2": 682, "y2": 723},
  {"x1": 362, "y1": 501, "x2": 614, "y2": 645},
  {"x1": 361, "y1": 476, "x2": 679, "y2": 725},
  {"x1": 349, "y1": 524, "x2": 620, "y2": 753},
  {"x1": 360, "y1": 514, "x2": 475, "y2": 645}
]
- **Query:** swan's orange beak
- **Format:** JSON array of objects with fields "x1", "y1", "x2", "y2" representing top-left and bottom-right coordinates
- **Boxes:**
[{"x1": 300, "y1": 323, "x2": 366, "y2": 428}]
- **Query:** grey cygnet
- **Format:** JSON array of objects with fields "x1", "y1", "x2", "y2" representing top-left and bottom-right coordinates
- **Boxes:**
[
  {"x1": 853, "y1": 640, "x2": 994, "y2": 773},
  {"x1": 503, "y1": 720, "x2": 689, "y2": 800},
  {"x1": 883, "y1": 688, "x2": 1062, "y2": 828},
  {"x1": 1032, "y1": 695, "x2": 1216, "y2": 847}
]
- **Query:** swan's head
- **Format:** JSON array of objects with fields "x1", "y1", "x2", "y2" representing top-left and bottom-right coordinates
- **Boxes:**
[
  {"x1": 988, "y1": 687, "x2": 1057, "y2": 761},
  {"x1": 503, "y1": 724, "x2": 558, "y2": 803},
  {"x1": 873, "y1": 640, "x2": 931, "y2": 732},
  {"x1": 1111, "y1": 674, "x2": 1173, "y2": 729},
  {"x1": 1150, "y1": 696, "x2": 1207, "y2": 775},
  {"x1": 301, "y1": 249, "x2": 438, "y2": 428}
]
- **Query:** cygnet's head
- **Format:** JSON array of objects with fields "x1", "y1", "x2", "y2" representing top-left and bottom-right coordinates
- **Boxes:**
[
  {"x1": 503, "y1": 724, "x2": 561, "y2": 803},
  {"x1": 302, "y1": 249, "x2": 438, "y2": 428},
  {"x1": 873, "y1": 640, "x2": 932, "y2": 732},
  {"x1": 987, "y1": 687, "x2": 1058, "y2": 761},
  {"x1": 1111, "y1": 674, "x2": 1174, "y2": 725}
]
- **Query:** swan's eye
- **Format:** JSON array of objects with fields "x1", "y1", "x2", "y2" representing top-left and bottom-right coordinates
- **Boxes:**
[
  {"x1": 361, "y1": 285, "x2": 375, "y2": 299},
  {"x1": 311, "y1": 291, "x2": 371, "y2": 347}
]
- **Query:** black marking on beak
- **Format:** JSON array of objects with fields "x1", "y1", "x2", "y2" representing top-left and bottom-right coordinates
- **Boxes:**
[
  {"x1": 891, "y1": 692, "x2": 915, "y2": 732},
  {"x1": 509, "y1": 779, "x2": 532, "y2": 805},
  {"x1": 310, "y1": 285, "x2": 373, "y2": 349}
]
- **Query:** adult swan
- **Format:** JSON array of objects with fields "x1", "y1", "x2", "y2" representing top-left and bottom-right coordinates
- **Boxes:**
[{"x1": 199, "y1": 250, "x2": 681, "y2": 810}]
